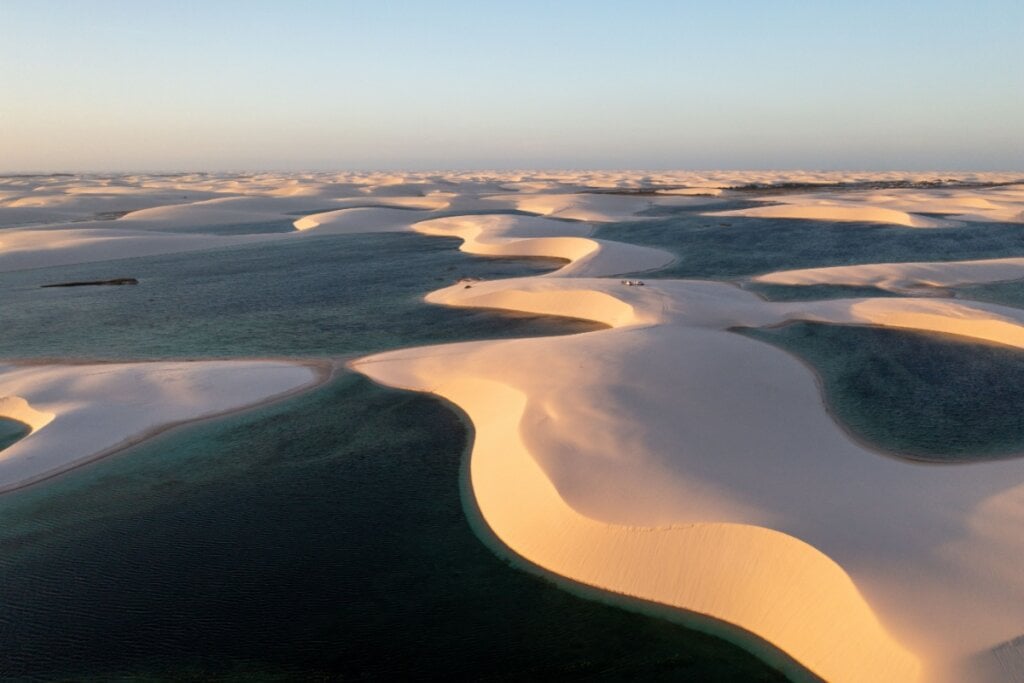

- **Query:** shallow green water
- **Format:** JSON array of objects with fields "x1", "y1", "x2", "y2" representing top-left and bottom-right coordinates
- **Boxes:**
[
  {"x1": 0, "y1": 418, "x2": 29, "y2": 452},
  {"x1": 741, "y1": 322, "x2": 1024, "y2": 461},
  {"x1": 0, "y1": 374, "x2": 786, "y2": 681},
  {"x1": 0, "y1": 232, "x2": 601, "y2": 360},
  {"x1": 600, "y1": 207, "x2": 1024, "y2": 280}
]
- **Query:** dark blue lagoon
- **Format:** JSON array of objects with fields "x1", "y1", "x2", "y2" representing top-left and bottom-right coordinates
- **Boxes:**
[
  {"x1": 600, "y1": 205, "x2": 1024, "y2": 281},
  {"x1": 0, "y1": 231, "x2": 790, "y2": 680},
  {"x1": 0, "y1": 232, "x2": 602, "y2": 360},
  {"x1": 741, "y1": 322, "x2": 1024, "y2": 461},
  {"x1": 0, "y1": 374, "x2": 788, "y2": 681}
]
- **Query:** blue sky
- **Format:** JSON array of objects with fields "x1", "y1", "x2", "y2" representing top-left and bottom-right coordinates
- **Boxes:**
[{"x1": 1, "y1": 0, "x2": 1021, "y2": 171}]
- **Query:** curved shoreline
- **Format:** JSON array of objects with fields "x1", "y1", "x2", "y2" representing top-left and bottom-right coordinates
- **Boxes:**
[
  {"x1": 351, "y1": 206, "x2": 1024, "y2": 682},
  {"x1": 0, "y1": 358, "x2": 335, "y2": 496},
  {"x1": 441, "y1": 393, "x2": 821, "y2": 683},
  {"x1": 754, "y1": 257, "x2": 1024, "y2": 293},
  {"x1": 7, "y1": 175, "x2": 1024, "y2": 681},
  {"x1": 352, "y1": 347, "x2": 923, "y2": 682},
  {"x1": 732, "y1": 321, "x2": 1024, "y2": 464}
]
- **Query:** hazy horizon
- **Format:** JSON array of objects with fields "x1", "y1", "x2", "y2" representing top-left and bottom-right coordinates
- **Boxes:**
[{"x1": 2, "y1": 0, "x2": 1021, "y2": 172}]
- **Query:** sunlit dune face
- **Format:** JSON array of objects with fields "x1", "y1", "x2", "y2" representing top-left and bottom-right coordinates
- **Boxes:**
[{"x1": 3, "y1": 171, "x2": 1024, "y2": 681}]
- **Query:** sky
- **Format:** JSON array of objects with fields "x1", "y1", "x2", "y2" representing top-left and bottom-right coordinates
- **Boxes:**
[{"x1": 1, "y1": 0, "x2": 1021, "y2": 172}]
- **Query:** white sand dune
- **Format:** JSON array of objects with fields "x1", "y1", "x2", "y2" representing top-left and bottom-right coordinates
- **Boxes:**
[
  {"x1": 293, "y1": 207, "x2": 429, "y2": 234},
  {"x1": 6, "y1": 171, "x2": 1024, "y2": 681},
  {"x1": 0, "y1": 184, "x2": 471, "y2": 271},
  {"x1": 355, "y1": 339, "x2": 918, "y2": 682},
  {"x1": 755, "y1": 257, "x2": 1024, "y2": 293},
  {"x1": 657, "y1": 186, "x2": 725, "y2": 196},
  {"x1": 347, "y1": 191, "x2": 1024, "y2": 683},
  {"x1": 482, "y1": 189, "x2": 719, "y2": 221},
  {"x1": 0, "y1": 198, "x2": 451, "y2": 273},
  {"x1": 812, "y1": 296, "x2": 1024, "y2": 349},
  {"x1": 0, "y1": 206, "x2": 93, "y2": 228},
  {"x1": 0, "y1": 395, "x2": 54, "y2": 432},
  {"x1": 298, "y1": 209, "x2": 674, "y2": 276},
  {"x1": 327, "y1": 193, "x2": 454, "y2": 211},
  {"x1": 0, "y1": 360, "x2": 321, "y2": 492},
  {"x1": 709, "y1": 184, "x2": 1024, "y2": 228},
  {"x1": 484, "y1": 192, "x2": 657, "y2": 222},
  {"x1": 413, "y1": 214, "x2": 675, "y2": 277},
  {"x1": 0, "y1": 227, "x2": 278, "y2": 273},
  {"x1": 118, "y1": 196, "x2": 296, "y2": 230},
  {"x1": 3, "y1": 171, "x2": 1018, "y2": 272},
  {"x1": 713, "y1": 202, "x2": 955, "y2": 227},
  {"x1": 356, "y1": 275, "x2": 1024, "y2": 683},
  {"x1": 0, "y1": 188, "x2": 224, "y2": 228}
]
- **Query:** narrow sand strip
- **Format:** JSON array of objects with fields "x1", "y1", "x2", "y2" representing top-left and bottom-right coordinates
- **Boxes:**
[
  {"x1": 707, "y1": 184, "x2": 1024, "y2": 227},
  {"x1": 754, "y1": 256, "x2": 1024, "y2": 293},
  {"x1": 6, "y1": 174, "x2": 1019, "y2": 274},
  {"x1": 0, "y1": 227, "x2": 281, "y2": 273},
  {"x1": 482, "y1": 192, "x2": 657, "y2": 222},
  {"x1": 6, "y1": 173, "x2": 1024, "y2": 680},
  {"x1": 293, "y1": 206, "x2": 431, "y2": 234},
  {"x1": 412, "y1": 214, "x2": 675, "y2": 277},
  {"x1": 711, "y1": 202, "x2": 955, "y2": 228},
  {"x1": 355, "y1": 267, "x2": 1024, "y2": 682},
  {"x1": 3, "y1": 188, "x2": 663, "y2": 272},
  {"x1": 354, "y1": 314, "x2": 921, "y2": 683},
  {"x1": 0, "y1": 360, "x2": 325, "y2": 492}
]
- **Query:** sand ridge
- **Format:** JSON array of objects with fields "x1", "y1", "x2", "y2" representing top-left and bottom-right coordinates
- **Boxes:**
[
  {"x1": 708, "y1": 183, "x2": 1024, "y2": 227},
  {"x1": 347, "y1": 179, "x2": 1024, "y2": 682},
  {"x1": 0, "y1": 360, "x2": 322, "y2": 493},
  {"x1": 755, "y1": 256, "x2": 1024, "y2": 293},
  {"x1": 3, "y1": 171, "x2": 1021, "y2": 272},
  {"x1": 6, "y1": 172, "x2": 1024, "y2": 681}
]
